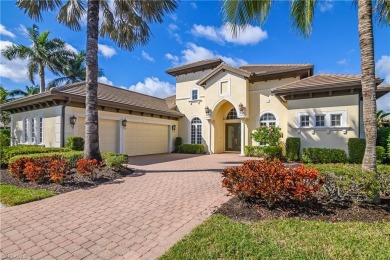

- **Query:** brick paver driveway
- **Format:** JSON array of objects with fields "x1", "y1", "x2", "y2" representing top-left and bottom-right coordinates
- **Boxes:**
[{"x1": 1, "y1": 153, "x2": 248, "y2": 260}]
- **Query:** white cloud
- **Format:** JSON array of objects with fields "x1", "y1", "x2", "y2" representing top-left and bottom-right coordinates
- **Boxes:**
[
  {"x1": 98, "y1": 76, "x2": 113, "y2": 85},
  {"x1": 170, "y1": 14, "x2": 178, "y2": 22},
  {"x1": 128, "y1": 77, "x2": 175, "y2": 98},
  {"x1": 337, "y1": 58, "x2": 348, "y2": 65},
  {"x1": 190, "y1": 2, "x2": 197, "y2": 9},
  {"x1": 98, "y1": 44, "x2": 117, "y2": 58},
  {"x1": 191, "y1": 23, "x2": 268, "y2": 45},
  {"x1": 319, "y1": 0, "x2": 334, "y2": 12},
  {"x1": 167, "y1": 23, "x2": 181, "y2": 44},
  {"x1": 0, "y1": 24, "x2": 15, "y2": 38},
  {"x1": 65, "y1": 43, "x2": 78, "y2": 53},
  {"x1": 165, "y1": 53, "x2": 179, "y2": 65},
  {"x1": 0, "y1": 40, "x2": 29, "y2": 82},
  {"x1": 376, "y1": 55, "x2": 390, "y2": 83},
  {"x1": 168, "y1": 23, "x2": 179, "y2": 32},
  {"x1": 141, "y1": 50, "x2": 154, "y2": 62}
]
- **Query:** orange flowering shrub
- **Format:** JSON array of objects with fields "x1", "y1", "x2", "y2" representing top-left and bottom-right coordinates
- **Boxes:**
[
  {"x1": 23, "y1": 162, "x2": 45, "y2": 182},
  {"x1": 221, "y1": 159, "x2": 323, "y2": 206},
  {"x1": 9, "y1": 158, "x2": 33, "y2": 181},
  {"x1": 76, "y1": 159, "x2": 102, "y2": 179},
  {"x1": 49, "y1": 159, "x2": 68, "y2": 183}
]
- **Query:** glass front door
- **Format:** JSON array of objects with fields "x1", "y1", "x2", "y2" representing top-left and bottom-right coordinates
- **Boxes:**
[{"x1": 225, "y1": 123, "x2": 241, "y2": 151}]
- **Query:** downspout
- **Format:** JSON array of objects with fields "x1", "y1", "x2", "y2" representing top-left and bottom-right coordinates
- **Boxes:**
[{"x1": 61, "y1": 98, "x2": 71, "y2": 147}]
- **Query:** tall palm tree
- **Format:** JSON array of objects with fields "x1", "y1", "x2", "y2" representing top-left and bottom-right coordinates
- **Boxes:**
[
  {"x1": 16, "y1": 0, "x2": 177, "y2": 160},
  {"x1": 0, "y1": 85, "x2": 23, "y2": 103},
  {"x1": 223, "y1": 0, "x2": 389, "y2": 173},
  {"x1": 48, "y1": 51, "x2": 104, "y2": 89},
  {"x1": 14, "y1": 85, "x2": 40, "y2": 97},
  {"x1": 1, "y1": 24, "x2": 74, "y2": 93}
]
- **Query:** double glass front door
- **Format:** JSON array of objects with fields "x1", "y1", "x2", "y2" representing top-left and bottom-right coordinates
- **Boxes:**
[{"x1": 225, "y1": 123, "x2": 241, "y2": 151}]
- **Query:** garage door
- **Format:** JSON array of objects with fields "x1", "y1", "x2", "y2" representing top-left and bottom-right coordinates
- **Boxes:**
[
  {"x1": 124, "y1": 123, "x2": 168, "y2": 156},
  {"x1": 76, "y1": 118, "x2": 119, "y2": 153}
]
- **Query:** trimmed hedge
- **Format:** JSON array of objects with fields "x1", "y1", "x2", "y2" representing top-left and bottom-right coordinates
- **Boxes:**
[
  {"x1": 285, "y1": 137, "x2": 300, "y2": 161},
  {"x1": 66, "y1": 136, "x2": 84, "y2": 151},
  {"x1": 9, "y1": 151, "x2": 83, "y2": 168},
  {"x1": 0, "y1": 129, "x2": 11, "y2": 148},
  {"x1": 302, "y1": 148, "x2": 348, "y2": 163},
  {"x1": 1, "y1": 146, "x2": 71, "y2": 165},
  {"x1": 377, "y1": 146, "x2": 386, "y2": 164},
  {"x1": 244, "y1": 146, "x2": 283, "y2": 159},
  {"x1": 175, "y1": 137, "x2": 183, "y2": 152},
  {"x1": 377, "y1": 127, "x2": 390, "y2": 154},
  {"x1": 348, "y1": 138, "x2": 366, "y2": 163},
  {"x1": 178, "y1": 144, "x2": 206, "y2": 154},
  {"x1": 102, "y1": 152, "x2": 128, "y2": 168}
]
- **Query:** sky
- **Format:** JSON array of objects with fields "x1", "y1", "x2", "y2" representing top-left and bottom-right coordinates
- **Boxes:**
[{"x1": 0, "y1": 0, "x2": 389, "y2": 111}]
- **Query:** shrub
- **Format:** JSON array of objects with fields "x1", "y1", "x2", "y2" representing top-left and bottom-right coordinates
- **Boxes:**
[
  {"x1": 285, "y1": 137, "x2": 300, "y2": 161},
  {"x1": 348, "y1": 138, "x2": 366, "y2": 163},
  {"x1": 250, "y1": 125, "x2": 282, "y2": 146},
  {"x1": 175, "y1": 137, "x2": 183, "y2": 152},
  {"x1": 244, "y1": 146, "x2": 282, "y2": 159},
  {"x1": 310, "y1": 164, "x2": 389, "y2": 202},
  {"x1": 377, "y1": 146, "x2": 386, "y2": 164},
  {"x1": 8, "y1": 158, "x2": 33, "y2": 181},
  {"x1": 388, "y1": 134, "x2": 390, "y2": 159},
  {"x1": 178, "y1": 144, "x2": 206, "y2": 154},
  {"x1": 1, "y1": 146, "x2": 70, "y2": 165},
  {"x1": 302, "y1": 148, "x2": 348, "y2": 163},
  {"x1": 66, "y1": 136, "x2": 84, "y2": 151},
  {"x1": 102, "y1": 152, "x2": 128, "y2": 168},
  {"x1": 76, "y1": 159, "x2": 102, "y2": 179},
  {"x1": 9, "y1": 151, "x2": 83, "y2": 168},
  {"x1": 221, "y1": 159, "x2": 323, "y2": 206},
  {"x1": 377, "y1": 127, "x2": 390, "y2": 154},
  {"x1": 23, "y1": 162, "x2": 45, "y2": 183},
  {"x1": 0, "y1": 129, "x2": 11, "y2": 148}
]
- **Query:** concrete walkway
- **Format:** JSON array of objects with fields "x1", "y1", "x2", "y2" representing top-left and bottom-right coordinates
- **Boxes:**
[{"x1": 1, "y1": 153, "x2": 249, "y2": 260}]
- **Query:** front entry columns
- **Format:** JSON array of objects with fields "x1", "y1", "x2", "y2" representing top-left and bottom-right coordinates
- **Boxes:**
[
  {"x1": 240, "y1": 118, "x2": 245, "y2": 156},
  {"x1": 206, "y1": 118, "x2": 212, "y2": 154}
]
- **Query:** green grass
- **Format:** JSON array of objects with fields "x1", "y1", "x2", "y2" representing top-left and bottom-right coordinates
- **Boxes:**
[
  {"x1": 0, "y1": 184, "x2": 56, "y2": 206},
  {"x1": 160, "y1": 214, "x2": 390, "y2": 260}
]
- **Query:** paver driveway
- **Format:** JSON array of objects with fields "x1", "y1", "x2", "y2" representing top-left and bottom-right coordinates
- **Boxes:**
[{"x1": 1, "y1": 153, "x2": 249, "y2": 260}]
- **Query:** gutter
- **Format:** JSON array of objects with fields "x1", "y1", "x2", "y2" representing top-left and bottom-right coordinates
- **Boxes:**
[{"x1": 61, "y1": 97, "x2": 71, "y2": 147}]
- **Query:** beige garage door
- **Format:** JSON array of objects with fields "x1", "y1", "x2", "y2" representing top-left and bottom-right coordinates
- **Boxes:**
[
  {"x1": 124, "y1": 123, "x2": 168, "y2": 156},
  {"x1": 77, "y1": 118, "x2": 119, "y2": 153}
]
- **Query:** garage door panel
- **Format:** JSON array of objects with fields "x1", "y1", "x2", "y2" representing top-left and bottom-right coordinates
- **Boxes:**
[{"x1": 125, "y1": 123, "x2": 168, "y2": 156}]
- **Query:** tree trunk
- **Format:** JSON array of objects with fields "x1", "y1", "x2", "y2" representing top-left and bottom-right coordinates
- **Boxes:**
[
  {"x1": 39, "y1": 64, "x2": 45, "y2": 93},
  {"x1": 358, "y1": 0, "x2": 377, "y2": 173},
  {"x1": 84, "y1": 0, "x2": 102, "y2": 161}
]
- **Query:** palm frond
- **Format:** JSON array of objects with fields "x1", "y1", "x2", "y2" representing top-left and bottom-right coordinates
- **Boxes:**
[
  {"x1": 57, "y1": 0, "x2": 86, "y2": 31},
  {"x1": 17, "y1": 0, "x2": 62, "y2": 21},
  {"x1": 374, "y1": 0, "x2": 390, "y2": 25},
  {"x1": 27, "y1": 60, "x2": 38, "y2": 84},
  {"x1": 290, "y1": 0, "x2": 317, "y2": 37}
]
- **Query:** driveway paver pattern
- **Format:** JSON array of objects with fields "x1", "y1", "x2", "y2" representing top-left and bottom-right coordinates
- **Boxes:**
[{"x1": 1, "y1": 153, "x2": 249, "y2": 260}]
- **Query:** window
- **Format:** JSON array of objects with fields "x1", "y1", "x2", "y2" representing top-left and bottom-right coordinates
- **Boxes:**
[
  {"x1": 226, "y1": 108, "x2": 238, "y2": 119},
  {"x1": 39, "y1": 117, "x2": 43, "y2": 143},
  {"x1": 23, "y1": 118, "x2": 28, "y2": 143},
  {"x1": 259, "y1": 113, "x2": 277, "y2": 127},
  {"x1": 31, "y1": 118, "x2": 36, "y2": 143},
  {"x1": 191, "y1": 117, "x2": 202, "y2": 144},
  {"x1": 191, "y1": 89, "x2": 199, "y2": 100},
  {"x1": 331, "y1": 114, "x2": 341, "y2": 126},
  {"x1": 300, "y1": 115, "x2": 310, "y2": 127},
  {"x1": 219, "y1": 80, "x2": 230, "y2": 96},
  {"x1": 315, "y1": 115, "x2": 325, "y2": 127}
]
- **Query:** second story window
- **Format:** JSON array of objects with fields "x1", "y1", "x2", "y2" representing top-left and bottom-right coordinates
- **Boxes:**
[
  {"x1": 315, "y1": 115, "x2": 325, "y2": 127},
  {"x1": 331, "y1": 114, "x2": 342, "y2": 126},
  {"x1": 191, "y1": 89, "x2": 199, "y2": 100},
  {"x1": 300, "y1": 115, "x2": 310, "y2": 127}
]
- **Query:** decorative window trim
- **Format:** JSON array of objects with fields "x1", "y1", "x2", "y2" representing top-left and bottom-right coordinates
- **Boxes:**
[
  {"x1": 218, "y1": 79, "x2": 231, "y2": 97},
  {"x1": 258, "y1": 111, "x2": 279, "y2": 127},
  {"x1": 189, "y1": 116, "x2": 203, "y2": 145}
]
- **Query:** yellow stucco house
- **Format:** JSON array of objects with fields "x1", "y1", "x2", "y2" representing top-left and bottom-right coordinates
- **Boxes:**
[{"x1": 2, "y1": 58, "x2": 389, "y2": 156}]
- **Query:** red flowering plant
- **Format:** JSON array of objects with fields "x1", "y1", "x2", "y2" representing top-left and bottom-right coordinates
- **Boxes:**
[
  {"x1": 49, "y1": 158, "x2": 68, "y2": 183},
  {"x1": 76, "y1": 159, "x2": 102, "y2": 180}
]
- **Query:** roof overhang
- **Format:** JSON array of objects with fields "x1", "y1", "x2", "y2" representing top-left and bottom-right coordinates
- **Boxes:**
[
  {"x1": 249, "y1": 66, "x2": 314, "y2": 83},
  {"x1": 166, "y1": 59, "x2": 223, "y2": 76},
  {"x1": 197, "y1": 64, "x2": 252, "y2": 86}
]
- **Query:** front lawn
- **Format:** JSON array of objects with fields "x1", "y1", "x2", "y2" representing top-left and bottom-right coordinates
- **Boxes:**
[
  {"x1": 0, "y1": 184, "x2": 56, "y2": 206},
  {"x1": 160, "y1": 214, "x2": 390, "y2": 259}
]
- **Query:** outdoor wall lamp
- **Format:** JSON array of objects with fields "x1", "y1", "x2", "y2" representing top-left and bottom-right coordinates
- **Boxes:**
[
  {"x1": 239, "y1": 103, "x2": 244, "y2": 112},
  {"x1": 205, "y1": 106, "x2": 210, "y2": 116},
  {"x1": 172, "y1": 125, "x2": 176, "y2": 132},
  {"x1": 70, "y1": 115, "x2": 77, "y2": 128},
  {"x1": 122, "y1": 119, "x2": 127, "y2": 127}
]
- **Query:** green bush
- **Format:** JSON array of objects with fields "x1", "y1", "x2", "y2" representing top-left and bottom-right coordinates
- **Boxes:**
[
  {"x1": 1, "y1": 146, "x2": 71, "y2": 165},
  {"x1": 388, "y1": 134, "x2": 390, "y2": 159},
  {"x1": 175, "y1": 137, "x2": 183, "y2": 152},
  {"x1": 9, "y1": 151, "x2": 83, "y2": 168},
  {"x1": 66, "y1": 136, "x2": 84, "y2": 151},
  {"x1": 178, "y1": 144, "x2": 206, "y2": 154},
  {"x1": 302, "y1": 148, "x2": 348, "y2": 164},
  {"x1": 376, "y1": 146, "x2": 386, "y2": 164},
  {"x1": 377, "y1": 127, "x2": 390, "y2": 154},
  {"x1": 0, "y1": 129, "x2": 11, "y2": 147},
  {"x1": 285, "y1": 137, "x2": 300, "y2": 161},
  {"x1": 244, "y1": 146, "x2": 283, "y2": 159},
  {"x1": 102, "y1": 152, "x2": 128, "y2": 168},
  {"x1": 348, "y1": 138, "x2": 366, "y2": 163},
  {"x1": 250, "y1": 125, "x2": 283, "y2": 146},
  {"x1": 310, "y1": 163, "x2": 390, "y2": 202}
]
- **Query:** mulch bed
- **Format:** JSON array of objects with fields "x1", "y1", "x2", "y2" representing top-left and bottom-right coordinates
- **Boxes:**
[
  {"x1": 0, "y1": 166, "x2": 136, "y2": 194},
  {"x1": 216, "y1": 196, "x2": 390, "y2": 222}
]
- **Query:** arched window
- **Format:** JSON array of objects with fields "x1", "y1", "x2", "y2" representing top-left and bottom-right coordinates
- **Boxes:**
[
  {"x1": 226, "y1": 108, "x2": 238, "y2": 119},
  {"x1": 259, "y1": 113, "x2": 277, "y2": 127},
  {"x1": 191, "y1": 117, "x2": 202, "y2": 144}
]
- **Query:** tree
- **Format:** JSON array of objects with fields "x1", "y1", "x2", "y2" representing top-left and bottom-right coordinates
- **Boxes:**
[
  {"x1": 48, "y1": 51, "x2": 104, "y2": 89},
  {"x1": 14, "y1": 85, "x2": 40, "y2": 97},
  {"x1": 377, "y1": 110, "x2": 390, "y2": 127},
  {"x1": 223, "y1": 0, "x2": 389, "y2": 173},
  {"x1": 0, "y1": 85, "x2": 22, "y2": 103},
  {"x1": 1, "y1": 24, "x2": 73, "y2": 93},
  {"x1": 16, "y1": 0, "x2": 177, "y2": 160}
]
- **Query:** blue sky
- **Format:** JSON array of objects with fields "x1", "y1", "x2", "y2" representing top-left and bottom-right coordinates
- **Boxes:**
[{"x1": 0, "y1": 1, "x2": 389, "y2": 111}]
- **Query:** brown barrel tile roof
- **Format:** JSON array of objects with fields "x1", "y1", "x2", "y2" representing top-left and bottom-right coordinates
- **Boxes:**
[
  {"x1": 240, "y1": 64, "x2": 313, "y2": 74},
  {"x1": 165, "y1": 58, "x2": 223, "y2": 76}
]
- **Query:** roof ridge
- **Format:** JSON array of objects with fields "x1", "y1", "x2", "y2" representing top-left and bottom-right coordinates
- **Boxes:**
[
  {"x1": 97, "y1": 83, "x2": 167, "y2": 101},
  {"x1": 240, "y1": 63, "x2": 313, "y2": 67}
]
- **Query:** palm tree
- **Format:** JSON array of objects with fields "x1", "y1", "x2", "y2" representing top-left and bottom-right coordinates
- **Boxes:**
[
  {"x1": 377, "y1": 110, "x2": 390, "y2": 127},
  {"x1": 0, "y1": 85, "x2": 23, "y2": 103},
  {"x1": 16, "y1": 0, "x2": 177, "y2": 160},
  {"x1": 48, "y1": 51, "x2": 104, "y2": 89},
  {"x1": 223, "y1": 0, "x2": 389, "y2": 173},
  {"x1": 14, "y1": 85, "x2": 40, "y2": 97},
  {"x1": 1, "y1": 24, "x2": 74, "y2": 93}
]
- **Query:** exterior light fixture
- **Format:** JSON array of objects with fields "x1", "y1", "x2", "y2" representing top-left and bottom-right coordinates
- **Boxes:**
[
  {"x1": 205, "y1": 106, "x2": 210, "y2": 116},
  {"x1": 70, "y1": 115, "x2": 77, "y2": 128},
  {"x1": 172, "y1": 125, "x2": 176, "y2": 132},
  {"x1": 239, "y1": 103, "x2": 244, "y2": 112},
  {"x1": 122, "y1": 119, "x2": 127, "y2": 127}
]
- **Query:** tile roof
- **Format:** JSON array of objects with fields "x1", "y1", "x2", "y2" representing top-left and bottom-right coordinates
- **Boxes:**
[
  {"x1": 197, "y1": 63, "x2": 252, "y2": 86},
  {"x1": 165, "y1": 58, "x2": 223, "y2": 76},
  {"x1": 240, "y1": 64, "x2": 313, "y2": 75}
]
